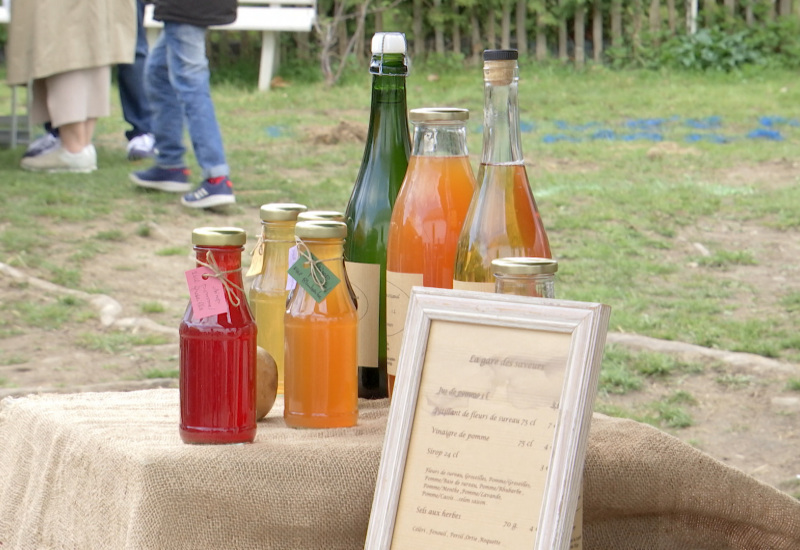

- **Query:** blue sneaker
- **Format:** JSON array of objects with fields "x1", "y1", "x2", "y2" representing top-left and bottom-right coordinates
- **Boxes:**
[
  {"x1": 181, "y1": 176, "x2": 236, "y2": 209},
  {"x1": 130, "y1": 165, "x2": 191, "y2": 193}
]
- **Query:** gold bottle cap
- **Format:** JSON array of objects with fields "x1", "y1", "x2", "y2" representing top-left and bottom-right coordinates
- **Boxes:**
[
  {"x1": 410, "y1": 107, "x2": 469, "y2": 123},
  {"x1": 192, "y1": 227, "x2": 247, "y2": 247},
  {"x1": 491, "y1": 257, "x2": 558, "y2": 276},
  {"x1": 259, "y1": 203, "x2": 308, "y2": 222},
  {"x1": 297, "y1": 210, "x2": 345, "y2": 223},
  {"x1": 295, "y1": 220, "x2": 348, "y2": 240}
]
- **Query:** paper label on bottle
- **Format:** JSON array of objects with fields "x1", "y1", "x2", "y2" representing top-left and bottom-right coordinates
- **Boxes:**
[
  {"x1": 246, "y1": 240, "x2": 265, "y2": 277},
  {"x1": 345, "y1": 261, "x2": 380, "y2": 369},
  {"x1": 185, "y1": 267, "x2": 230, "y2": 320},
  {"x1": 386, "y1": 271, "x2": 423, "y2": 377},
  {"x1": 452, "y1": 279, "x2": 496, "y2": 293},
  {"x1": 288, "y1": 252, "x2": 340, "y2": 303},
  {"x1": 286, "y1": 245, "x2": 299, "y2": 291}
]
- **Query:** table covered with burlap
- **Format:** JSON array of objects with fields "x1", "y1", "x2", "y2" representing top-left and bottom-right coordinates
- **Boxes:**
[{"x1": 1, "y1": 389, "x2": 798, "y2": 549}]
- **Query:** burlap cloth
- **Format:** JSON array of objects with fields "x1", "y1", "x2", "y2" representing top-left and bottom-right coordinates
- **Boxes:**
[{"x1": 1, "y1": 390, "x2": 798, "y2": 549}]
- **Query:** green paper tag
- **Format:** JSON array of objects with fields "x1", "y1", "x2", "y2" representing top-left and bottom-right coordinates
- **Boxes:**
[{"x1": 288, "y1": 252, "x2": 340, "y2": 303}]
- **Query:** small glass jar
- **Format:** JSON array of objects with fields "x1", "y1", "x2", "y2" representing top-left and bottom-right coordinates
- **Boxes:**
[{"x1": 492, "y1": 257, "x2": 558, "y2": 298}]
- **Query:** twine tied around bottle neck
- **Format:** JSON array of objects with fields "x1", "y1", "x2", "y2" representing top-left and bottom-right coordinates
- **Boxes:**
[
  {"x1": 250, "y1": 232, "x2": 296, "y2": 259},
  {"x1": 295, "y1": 237, "x2": 339, "y2": 292},
  {"x1": 196, "y1": 251, "x2": 245, "y2": 307}
]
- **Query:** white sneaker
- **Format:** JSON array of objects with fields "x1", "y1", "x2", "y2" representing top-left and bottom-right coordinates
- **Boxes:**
[
  {"x1": 23, "y1": 133, "x2": 61, "y2": 158},
  {"x1": 20, "y1": 145, "x2": 97, "y2": 173},
  {"x1": 127, "y1": 133, "x2": 156, "y2": 161}
]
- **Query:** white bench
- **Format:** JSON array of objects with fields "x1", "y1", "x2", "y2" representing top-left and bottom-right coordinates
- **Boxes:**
[{"x1": 143, "y1": 0, "x2": 317, "y2": 91}]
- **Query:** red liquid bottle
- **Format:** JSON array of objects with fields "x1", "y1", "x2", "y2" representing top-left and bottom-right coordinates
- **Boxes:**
[{"x1": 180, "y1": 227, "x2": 257, "y2": 444}]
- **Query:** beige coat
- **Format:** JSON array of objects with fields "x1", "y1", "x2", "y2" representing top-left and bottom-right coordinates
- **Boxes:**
[{"x1": 6, "y1": 0, "x2": 137, "y2": 85}]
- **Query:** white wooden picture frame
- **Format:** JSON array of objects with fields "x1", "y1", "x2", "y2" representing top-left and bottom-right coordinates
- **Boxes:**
[{"x1": 366, "y1": 287, "x2": 611, "y2": 550}]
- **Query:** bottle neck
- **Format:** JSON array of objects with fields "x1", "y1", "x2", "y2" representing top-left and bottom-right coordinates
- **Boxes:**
[
  {"x1": 299, "y1": 238, "x2": 348, "y2": 283},
  {"x1": 366, "y1": 54, "x2": 409, "y2": 147},
  {"x1": 412, "y1": 121, "x2": 469, "y2": 157},
  {"x1": 262, "y1": 220, "x2": 297, "y2": 243},
  {"x1": 195, "y1": 245, "x2": 246, "y2": 302},
  {"x1": 480, "y1": 61, "x2": 522, "y2": 165}
]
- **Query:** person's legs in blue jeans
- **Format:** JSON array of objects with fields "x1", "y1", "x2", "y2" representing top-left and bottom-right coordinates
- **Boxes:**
[
  {"x1": 117, "y1": 0, "x2": 152, "y2": 141},
  {"x1": 144, "y1": 28, "x2": 188, "y2": 170},
  {"x1": 161, "y1": 21, "x2": 229, "y2": 180},
  {"x1": 131, "y1": 21, "x2": 233, "y2": 206},
  {"x1": 129, "y1": 27, "x2": 191, "y2": 192}
]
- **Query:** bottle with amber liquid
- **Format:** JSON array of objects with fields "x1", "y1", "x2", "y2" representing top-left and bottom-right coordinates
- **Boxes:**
[
  {"x1": 284, "y1": 220, "x2": 358, "y2": 429},
  {"x1": 453, "y1": 49, "x2": 551, "y2": 291},
  {"x1": 386, "y1": 107, "x2": 476, "y2": 397},
  {"x1": 249, "y1": 203, "x2": 307, "y2": 395},
  {"x1": 180, "y1": 227, "x2": 257, "y2": 444},
  {"x1": 344, "y1": 32, "x2": 411, "y2": 399}
]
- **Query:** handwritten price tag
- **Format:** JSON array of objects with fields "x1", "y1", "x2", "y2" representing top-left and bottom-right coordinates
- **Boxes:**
[
  {"x1": 185, "y1": 267, "x2": 230, "y2": 320},
  {"x1": 288, "y1": 252, "x2": 339, "y2": 303}
]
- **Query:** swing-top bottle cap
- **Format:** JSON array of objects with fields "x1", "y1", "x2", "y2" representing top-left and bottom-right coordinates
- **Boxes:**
[
  {"x1": 372, "y1": 32, "x2": 407, "y2": 55},
  {"x1": 259, "y1": 203, "x2": 308, "y2": 221},
  {"x1": 192, "y1": 227, "x2": 247, "y2": 247},
  {"x1": 295, "y1": 220, "x2": 348, "y2": 240},
  {"x1": 410, "y1": 107, "x2": 469, "y2": 122},
  {"x1": 484, "y1": 49, "x2": 518, "y2": 61},
  {"x1": 297, "y1": 210, "x2": 345, "y2": 222},
  {"x1": 491, "y1": 257, "x2": 558, "y2": 276}
]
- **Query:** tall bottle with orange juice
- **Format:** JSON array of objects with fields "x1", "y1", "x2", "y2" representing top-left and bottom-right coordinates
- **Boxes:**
[
  {"x1": 453, "y1": 50, "x2": 551, "y2": 291},
  {"x1": 284, "y1": 220, "x2": 358, "y2": 429},
  {"x1": 386, "y1": 108, "x2": 477, "y2": 396}
]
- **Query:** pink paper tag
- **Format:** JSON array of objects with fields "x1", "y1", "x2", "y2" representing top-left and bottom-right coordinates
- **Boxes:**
[{"x1": 185, "y1": 267, "x2": 230, "y2": 320}]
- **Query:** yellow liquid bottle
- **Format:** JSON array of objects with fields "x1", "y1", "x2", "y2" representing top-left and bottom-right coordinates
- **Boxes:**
[{"x1": 249, "y1": 203, "x2": 307, "y2": 394}]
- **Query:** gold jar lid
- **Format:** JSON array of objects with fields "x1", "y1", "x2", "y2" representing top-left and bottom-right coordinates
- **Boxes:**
[
  {"x1": 295, "y1": 220, "x2": 348, "y2": 240},
  {"x1": 259, "y1": 203, "x2": 308, "y2": 222},
  {"x1": 410, "y1": 107, "x2": 469, "y2": 123},
  {"x1": 491, "y1": 257, "x2": 558, "y2": 276},
  {"x1": 192, "y1": 227, "x2": 247, "y2": 247},
  {"x1": 297, "y1": 210, "x2": 345, "y2": 222}
]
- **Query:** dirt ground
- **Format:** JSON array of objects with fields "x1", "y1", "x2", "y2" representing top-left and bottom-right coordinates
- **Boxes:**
[{"x1": 1, "y1": 148, "x2": 799, "y2": 498}]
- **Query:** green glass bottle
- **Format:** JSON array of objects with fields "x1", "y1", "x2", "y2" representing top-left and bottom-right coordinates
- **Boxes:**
[{"x1": 344, "y1": 32, "x2": 411, "y2": 400}]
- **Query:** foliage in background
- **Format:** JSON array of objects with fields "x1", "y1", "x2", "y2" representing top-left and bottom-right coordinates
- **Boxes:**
[{"x1": 197, "y1": 0, "x2": 800, "y2": 84}]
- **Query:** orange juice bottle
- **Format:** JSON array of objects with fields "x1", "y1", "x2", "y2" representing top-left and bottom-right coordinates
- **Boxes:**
[
  {"x1": 386, "y1": 108, "x2": 477, "y2": 397},
  {"x1": 284, "y1": 220, "x2": 358, "y2": 428}
]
